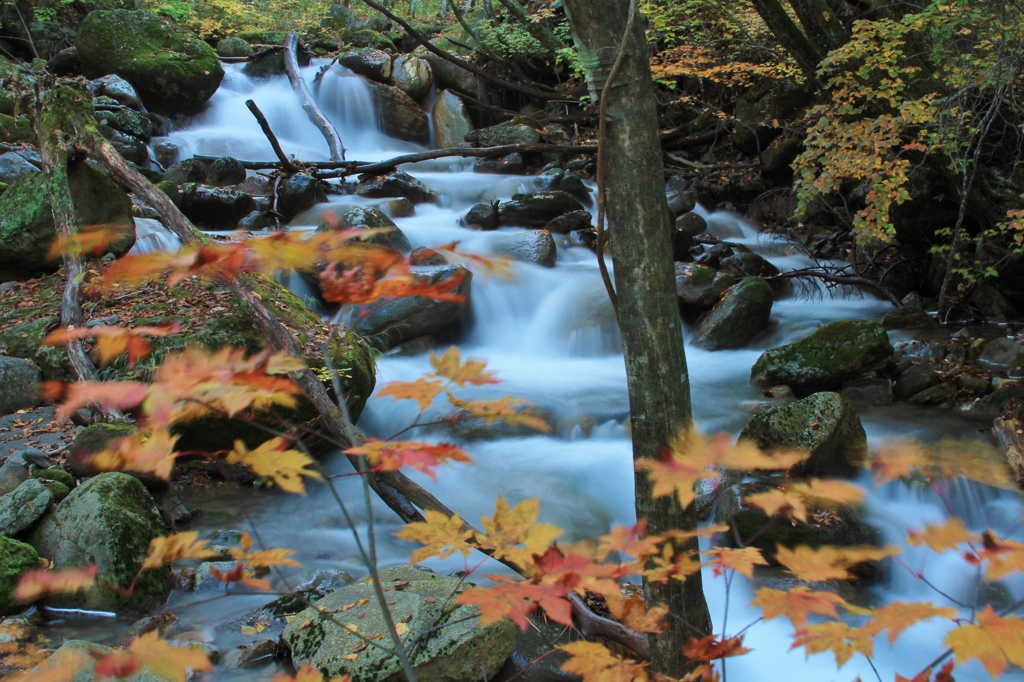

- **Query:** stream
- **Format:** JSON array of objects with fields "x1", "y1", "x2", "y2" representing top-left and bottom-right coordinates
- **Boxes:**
[{"x1": 65, "y1": 61, "x2": 1024, "y2": 681}]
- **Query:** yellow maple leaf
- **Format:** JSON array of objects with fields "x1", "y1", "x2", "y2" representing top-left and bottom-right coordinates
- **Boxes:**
[
  {"x1": 226, "y1": 437, "x2": 323, "y2": 495},
  {"x1": 907, "y1": 518, "x2": 979, "y2": 553},
  {"x1": 127, "y1": 631, "x2": 213, "y2": 682},
  {"x1": 428, "y1": 347, "x2": 500, "y2": 386},
  {"x1": 791, "y1": 621, "x2": 873, "y2": 668},
  {"x1": 393, "y1": 509, "x2": 475, "y2": 563},
  {"x1": 475, "y1": 496, "x2": 562, "y2": 567},
  {"x1": 945, "y1": 606, "x2": 1024, "y2": 677},
  {"x1": 376, "y1": 378, "x2": 446, "y2": 411},
  {"x1": 775, "y1": 544, "x2": 900, "y2": 582},
  {"x1": 91, "y1": 428, "x2": 179, "y2": 481},
  {"x1": 862, "y1": 601, "x2": 957, "y2": 644},
  {"x1": 448, "y1": 394, "x2": 552, "y2": 433},
  {"x1": 142, "y1": 532, "x2": 219, "y2": 570},
  {"x1": 230, "y1": 531, "x2": 301, "y2": 568},
  {"x1": 701, "y1": 547, "x2": 769, "y2": 579},
  {"x1": 751, "y1": 587, "x2": 846, "y2": 628},
  {"x1": 558, "y1": 641, "x2": 648, "y2": 682}
]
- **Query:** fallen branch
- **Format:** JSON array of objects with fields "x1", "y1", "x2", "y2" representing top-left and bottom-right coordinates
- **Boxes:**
[
  {"x1": 283, "y1": 31, "x2": 345, "y2": 162},
  {"x1": 357, "y1": 0, "x2": 576, "y2": 102},
  {"x1": 766, "y1": 268, "x2": 900, "y2": 305},
  {"x1": 244, "y1": 99, "x2": 298, "y2": 174}
]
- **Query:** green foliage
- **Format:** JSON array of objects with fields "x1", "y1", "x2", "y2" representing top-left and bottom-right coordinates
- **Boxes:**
[
  {"x1": 475, "y1": 17, "x2": 543, "y2": 60},
  {"x1": 136, "y1": 0, "x2": 334, "y2": 40}
]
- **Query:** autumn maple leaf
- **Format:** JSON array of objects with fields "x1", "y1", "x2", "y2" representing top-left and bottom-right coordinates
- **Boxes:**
[
  {"x1": 448, "y1": 394, "x2": 552, "y2": 433},
  {"x1": 142, "y1": 532, "x2": 219, "y2": 570},
  {"x1": 558, "y1": 641, "x2": 648, "y2": 682},
  {"x1": 945, "y1": 606, "x2": 1024, "y2": 677},
  {"x1": 701, "y1": 547, "x2": 769, "y2": 579},
  {"x1": 229, "y1": 532, "x2": 301, "y2": 569},
  {"x1": 344, "y1": 439, "x2": 472, "y2": 480},
  {"x1": 393, "y1": 509, "x2": 475, "y2": 563},
  {"x1": 90, "y1": 428, "x2": 180, "y2": 481},
  {"x1": 775, "y1": 544, "x2": 899, "y2": 582},
  {"x1": 862, "y1": 601, "x2": 957, "y2": 644},
  {"x1": 97, "y1": 631, "x2": 213, "y2": 682},
  {"x1": 790, "y1": 620, "x2": 873, "y2": 667},
  {"x1": 458, "y1": 579, "x2": 573, "y2": 629},
  {"x1": 606, "y1": 595, "x2": 669, "y2": 634},
  {"x1": 375, "y1": 378, "x2": 446, "y2": 411},
  {"x1": 682, "y1": 634, "x2": 752, "y2": 661},
  {"x1": 428, "y1": 347, "x2": 499, "y2": 386},
  {"x1": 907, "y1": 517, "x2": 979, "y2": 553},
  {"x1": 751, "y1": 586, "x2": 846, "y2": 628},
  {"x1": 15, "y1": 566, "x2": 98, "y2": 603},
  {"x1": 970, "y1": 530, "x2": 1024, "y2": 581},
  {"x1": 474, "y1": 496, "x2": 562, "y2": 567},
  {"x1": 54, "y1": 380, "x2": 150, "y2": 419},
  {"x1": 44, "y1": 323, "x2": 181, "y2": 366},
  {"x1": 226, "y1": 437, "x2": 322, "y2": 495}
]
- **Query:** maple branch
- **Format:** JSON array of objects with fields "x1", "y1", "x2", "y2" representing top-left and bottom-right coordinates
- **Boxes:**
[
  {"x1": 245, "y1": 99, "x2": 299, "y2": 174},
  {"x1": 283, "y1": 31, "x2": 345, "y2": 162}
]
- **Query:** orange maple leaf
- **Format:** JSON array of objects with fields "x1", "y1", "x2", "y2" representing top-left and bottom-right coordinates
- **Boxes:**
[
  {"x1": 790, "y1": 620, "x2": 873, "y2": 667},
  {"x1": 48, "y1": 224, "x2": 130, "y2": 260},
  {"x1": 228, "y1": 532, "x2": 301, "y2": 569},
  {"x1": 44, "y1": 323, "x2": 181, "y2": 366},
  {"x1": 448, "y1": 394, "x2": 551, "y2": 433},
  {"x1": 775, "y1": 544, "x2": 900, "y2": 582},
  {"x1": 945, "y1": 605, "x2": 1024, "y2": 677},
  {"x1": 393, "y1": 509, "x2": 474, "y2": 563},
  {"x1": 226, "y1": 437, "x2": 322, "y2": 495},
  {"x1": 862, "y1": 601, "x2": 958, "y2": 644},
  {"x1": 54, "y1": 380, "x2": 150, "y2": 419},
  {"x1": 142, "y1": 532, "x2": 219, "y2": 570},
  {"x1": 458, "y1": 579, "x2": 572, "y2": 629},
  {"x1": 907, "y1": 518, "x2": 979, "y2": 553},
  {"x1": 558, "y1": 641, "x2": 648, "y2": 682},
  {"x1": 345, "y1": 439, "x2": 472, "y2": 480},
  {"x1": 15, "y1": 566, "x2": 98, "y2": 604},
  {"x1": 208, "y1": 562, "x2": 272, "y2": 591},
  {"x1": 642, "y1": 541, "x2": 701, "y2": 584},
  {"x1": 701, "y1": 547, "x2": 769, "y2": 579},
  {"x1": 682, "y1": 634, "x2": 751, "y2": 662},
  {"x1": 434, "y1": 242, "x2": 515, "y2": 281},
  {"x1": 429, "y1": 347, "x2": 499, "y2": 386},
  {"x1": 606, "y1": 595, "x2": 669, "y2": 634},
  {"x1": 96, "y1": 631, "x2": 213, "y2": 682},
  {"x1": 375, "y1": 378, "x2": 446, "y2": 411},
  {"x1": 870, "y1": 439, "x2": 1015, "y2": 489},
  {"x1": 969, "y1": 530, "x2": 1024, "y2": 581},
  {"x1": 474, "y1": 496, "x2": 561, "y2": 567},
  {"x1": 90, "y1": 428, "x2": 180, "y2": 481},
  {"x1": 751, "y1": 586, "x2": 845, "y2": 627}
]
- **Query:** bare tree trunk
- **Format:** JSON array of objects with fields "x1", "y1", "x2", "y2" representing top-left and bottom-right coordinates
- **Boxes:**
[
  {"x1": 283, "y1": 31, "x2": 345, "y2": 161},
  {"x1": 788, "y1": 0, "x2": 848, "y2": 52},
  {"x1": 562, "y1": 0, "x2": 712, "y2": 673},
  {"x1": 749, "y1": 0, "x2": 822, "y2": 81}
]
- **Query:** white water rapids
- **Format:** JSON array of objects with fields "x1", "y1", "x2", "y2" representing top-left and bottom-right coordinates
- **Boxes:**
[{"x1": 115, "y1": 62, "x2": 1024, "y2": 681}]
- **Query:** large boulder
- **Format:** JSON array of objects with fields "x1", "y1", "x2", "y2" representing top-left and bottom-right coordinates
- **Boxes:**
[
  {"x1": 31, "y1": 473, "x2": 169, "y2": 612},
  {"x1": 0, "y1": 153, "x2": 39, "y2": 186},
  {"x1": 0, "y1": 536, "x2": 38, "y2": 616},
  {"x1": 533, "y1": 169, "x2": 592, "y2": 205},
  {"x1": 216, "y1": 37, "x2": 252, "y2": 58},
  {"x1": 692, "y1": 277, "x2": 773, "y2": 350},
  {"x1": 364, "y1": 79, "x2": 429, "y2": 142},
  {"x1": 94, "y1": 107, "x2": 154, "y2": 142},
  {"x1": 206, "y1": 156, "x2": 247, "y2": 187},
  {"x1": 0, "y1": 163, "x2": 135, "y2": 281},
  {"x1": 675, "y1": 263, "x2": 735, "y2": 312},
  {"x1": 493, "y1": 230, "x2": 556, "y2": 267},
  {"x1": 86, "y1": 75, "x2": 144, "y2": 111},
  {"x1": 316, "y1": 207, "x2": 412, "y2": 253},
  {"x1": 750, "y1": 320, "x2": 893, "y2": 395},
  {"x1": 356, "y1": 170, "x2": 437, "y2": 204},
  {"x1": 477, "y1": 122, "x2": 541, "y2": 147},
  {"x1": 738, "y1": 392, "x2": 868, "y2": 478},
  {"x1": 498, "y1": 192, "x2": 585, "y2": 228},
  {"x1": 419, "y1": 51, "x2": 477, "y2": 93},
  {"x1": 177, "y1": 184, "x2": 259, "y2": 229},
  {"x1": 0, "y1": 356, "x2": 41, "y2": 415},
  {"x1": 277, "y1": 173, "x2": 326, "y2": 221},
  {"x1": 0, "y1": 479, "x2": 53, "y2": 537},
  {"x1": 978, "y1": 337, "x2": 1024, "y2": 372},
  {"x1": 432, "y1": 90, "x2": 473, "y2": 149},
  {"x1": 162, "y1": 158, "x2": 209, "y2": 185},
  {"x1": 243, "y1": 47, "x2": 311, "y2": 79},
  {"x1": 338, "y1": 47, "x2": 392, "y2": 82},
  {"x1": 76, "y1": 11, "x2": 224, "y2": 115},
  {"x1": 346, "y1": 264, "x2": 471, "y2": 348},
  {"x1": 282, "y1": 566, "x2": 516, "y2": 682},
  {"x1": 391, "y1": 54, "x2": 432, "y2": 101}
]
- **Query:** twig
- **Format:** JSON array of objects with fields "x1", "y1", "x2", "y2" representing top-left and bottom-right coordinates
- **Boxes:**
[
  {"x1": 245, "y1": 99, "x2": 299, "y2": 174},
  {"x1": 283, "y1": 31, "x2": 346, "y2": 162}
]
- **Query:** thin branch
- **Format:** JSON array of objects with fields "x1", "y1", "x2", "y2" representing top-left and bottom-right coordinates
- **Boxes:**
[{"x1": 245, "y1": 99, "x2": 299, "y2": 174}]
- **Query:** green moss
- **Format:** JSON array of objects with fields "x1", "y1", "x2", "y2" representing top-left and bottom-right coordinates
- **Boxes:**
[
  {"x1": 0, "y1": 114, "x2": 34, "y2": 144},
  {"x1": 0, "y1": 536, "x2": 39, "y2": 616},
  {"x1": 344, "y1": 28, "x2": 396, "y2": 51},
  {"x1": 32, "y1": 468, "x2": 75, "y2": 488},
  {"x1": 45, "y1": 481, "x2": 70, "y2": 502}
]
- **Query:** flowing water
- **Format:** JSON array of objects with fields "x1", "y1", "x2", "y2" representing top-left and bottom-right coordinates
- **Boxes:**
[{"x1": 105, "y1": 61, "x2": 1024, "y2": 680}]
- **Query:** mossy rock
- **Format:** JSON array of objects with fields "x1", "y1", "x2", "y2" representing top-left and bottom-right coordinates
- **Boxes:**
[
  {"x1": 75, "y1": 10, "x2": 224, "y2": 115},
  {"x1": 0, "y1": 535, "x2": 39, "y2": 616},
  {"x1": 31, "y1": 473, "x2": 168, "y2": 613},
  {"x1": 0, "y1": 162, "x2": 135, "y2": 281},
  {"x1": 243, "y1": 47, "x2": 311, "y2": 79},
  {"x1": 24, "y1": 640, "x2": 186, "y2": 682},
  {"x1": 94, "y1": 107, "x2": 154, "y2": 141},
  {"x1": 216, "y1": 36, "x2": 252, "y2": 58},
  {"x1": 31, "y1": 468, "x2": 75, "y2": 488},
  {"x1": 45, "y1": 481, "x2": 70, "y2": 502},
  {"x1": 66, "y1": 424, "x2": 137, "y2": 479},
  {"x1": 692, "y1": 277, "x2": 773, "y2": 350},
  {"x1": 283, "y1": 566, "x2": 516, "y2": 682},
  {"x1": 750, "y1": 320, "x2": 893, "y2": 395},
  {"x1": 0, "y1": 114, "x2": 35, "y2": 145},
  {"x1": 344, "y1": 28, "x2": 396, "y2": 51}
]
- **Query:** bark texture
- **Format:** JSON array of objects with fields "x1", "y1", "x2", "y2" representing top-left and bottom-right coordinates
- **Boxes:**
[
  {"x1": 562, "y1": 0, "x2": 712, "y2": 671},
  {"x1": 749, "y1": 0, "x2": 823, "y2": 80},
  {"x1": 283, "y1": 31, "x2": 346, "y2": 161}
]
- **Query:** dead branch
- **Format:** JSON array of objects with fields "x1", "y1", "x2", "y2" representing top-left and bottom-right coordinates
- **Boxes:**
[
  {"x1": 283, "y1": 31, "x2": 346, "y2": 162},
  {"x1": 245, "y1": 99, "x2": 298, "y2": 174},
  {"x1": 766, "y1": 267, "x2": 900, "y2": 305}
]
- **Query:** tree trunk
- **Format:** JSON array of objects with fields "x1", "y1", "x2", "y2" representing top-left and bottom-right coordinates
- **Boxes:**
[
  {"x1": 562, "y1": 0, "x2": 712, "y2": 673},
  {"x1": 788, "y1": 0, "x2": 848, "y2": 52},
  {"x1": 283, "y1": 31, "x2": 346, "y2": 161},
  {"x1": 749, "y1": 0, "x2": 822, "y2": 81}
]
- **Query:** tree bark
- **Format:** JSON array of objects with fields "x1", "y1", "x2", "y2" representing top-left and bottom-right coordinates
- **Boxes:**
[
  {"x1": 283, "y1": 31, "x2": 346, "y2": 162},
  {"x1": 788, "y1": 0, "x2": 848, "y2": 53},
  {"x1": 749, "y1": 0, "x2": 823, "y2": 81},
  {"x1": 562, "y1": 0, "x2": 712, "y2": 672}
]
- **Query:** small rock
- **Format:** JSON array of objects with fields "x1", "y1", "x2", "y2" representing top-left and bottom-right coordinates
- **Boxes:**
[
  {"x1": 0, "y1": 454, "x2": 29, "y2": 497},
  {"x1": 839, "y1": 376, "x2": 893, "y2": 406},
  {"x1": 379, "y1": 198, "x2": 415, "y2": 218},
  {"x1": 477, "y1": 122, "x2": 541, "y2": 147},
  {"x1": 958, "y1": 374, "x2": 990, "y2": 394},
  {"x1": 0, "y1": 356, "x2": 41, "y2": 416},
  {"x1": 391, "y1": 54, "x2": 432, "y2": 100},
  {"x1": 882, "y1": 307, "x2": 939, "y2": 330},
  {"x1": 0, "y1": 537, "x2": 40, "y2": 616},
  {"x1": 356, "y1": 170, "x2": 437, "y2": 204},
  {"x1": 474, "y1": 153, "x2": 525, "y2": 175},
  {"x1": 543, "y1": 210, "x2": 592, "y2": 234},
  {"x1": 978, "y1": 337, "x2": 1024, "y2": 372},
  {"x1": 894, "y1": 364, "x2": 940, "y2": 401},
  {"x1": 206, "y1": 156, "x2": 247, "y2": 187},
  {"x1": 534, "y1": 169, "x2": 592, "y2": 204},
  {"x1": 493, "y1": 230, "x2": 557, "y2": 268},
  {"x1": 222, "y1": 639, "x2": 280, "y2": 669},
  {"x1": 908, "y1": 383, "x2": 958, "y2": 405},
  {"x1": 692, "y1": 277, "x2": 773, "y2": 350},
  {"x1": 0, "y1": 479, "x2": 53, "y2": 537},
  {"x1": 498, "y1": 191, "x2": 585, "y2": 228},
  {"x1": 362, "y1": 77, "x2": 429, "y2": 141},
  {"x1": 431, "y1": 89, "x2": 473, "y2": 148},
  {"x1": 666, "y1": 187, "x2": 697, "y2": 215},
  {"x1": 676, "y1": 211, "x2": 707, "y2": 236},
  {"x1": 463, "y1": 202, "x2": 498, "y2": 230},
  {"x1": 216, "y1": 36, "x2": 252, "y2": 58},
  {"x1": 317, "y1": 207, "x2": 411, "y2": 253},
  {"x1": 162, "y1": 158, "x2": 209, "y2": 185},
  {"x1": 675, "y1": 263, "x2": 736, "y2": 312},
  {"x1": 338, "y1": 47, "x2": 392, "y2": 82},
  {"x1": 0, "y1": 152, "x2": 38, "y2": 185},
  {"x1": 277, "y1": 173, "x2": 326, "y2": 221},
  {"x1": 86, "y1": 75, "x2": 144, "y2": 111}
]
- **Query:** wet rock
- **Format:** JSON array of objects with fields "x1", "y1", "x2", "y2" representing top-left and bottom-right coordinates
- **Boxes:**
[
  {"x1": 978, "y1": 337, "x2": 1024, "y2": 372},
  {"x1": 478, "y1": 122, "x2": 541, "y2": 147},
  {"x1": 76, "y1": 10, "x2": 224, "y2": 115},
  {"x1": 345, "y1": 265, "x2": 471, "y2": 348},
  {"x1": 162, "y1": 157, "x2": 209, "y2": 185},
  {"x1": 237, "y1": 173, "x2": 276, "y2": 196},
  {"x1": 972, "y1": 383, "x2": 1024, "y2": 420},
  {"x1": 676, "y1": 211, "x2": 707, "y2": 236},
  {"x1": 95, "y1": 107, "x2": 154, "y2": 142},
  {"x1": 840, "y1": 376, "x2": 893, "y2": 406},
  {"x1": 0, "y1": 453, "x2": 30, "y2": 497},
  {"x1": 666, "y1": 187, "x2": 697, "y2": 215},
  {"x1": 959, "y1": 373, "x2": 990, "y2": 394},
  {"x1": 0, "y1": 479, "x2": 53, "y2": 537},
  {"x1": 194, "y1": 561, "x2": 246, "y2": 592},
  {"x1": 283, "y1": 566, "x2": 516, "y2": 681},
  {"x1": 26, "y1": 639, "x2": 209, "y2": 681},
  {"x1": 317, "y1": 207, "x2": 412, "y2": 253},
  {"x1": 738, "y1": 392, "x2": 868, "y2": 478},
  {"x1": 0, "y1": 356, "x2": 41, "y2": 416},
  {"x1": 994, "y1": 416, "x2": 1024, "y2": 488},
  {"x1": 882, "y1": 307, "x2": 938, "y2": 330},
  {"x1": 695, "y1": 469, "x2": 743, "y2": 521},
  {"x1": 0, "y1": 537, "x2": 39, "y2": 616},
  {"x1": 693, "y1": 242, "x2": 734, "y2": 269},
  {"x1": 0, "y1": 163, "x2": 135, "y2": 281},
  {"x1": 894, "y1": 364, "x2": 940, "y2": 401},
  {"x1": 378, "y1": 197, "x2": 415, "y2": 219},
  {"x1": 474, "y1": 153, "x2": 525, "y2": 174},
  {"x1": 420, "y1": 50, "x2": 477, "y2": 93},
  {"x1": 178, "y1": 184, "x2": 259, "y2": 228},
  {"x1": 498, "y1": 192, "x2": 585, "y2": 228},
  {"x1": 463, "y1": 202, "x2": 498, "y2": 230},
  {"x1": 543, "y1": 210, "x2": 592, "y2": 234},
  {"x1": 391, "y1": 54, "x2": 432, "y2": 100},
  {"x1": 492, "y1": 617, "x2": 578, "y2": 682},
  {"x1": 908, "y1": 383, "x2": 958, "y2": 405},
  {"x1": 86, "y1": 74, "x2": 143, "y2": 111},
  {"x1": 750, "y1": 320, "x2": 894, "y2": 395},
  {"x1": 356, "y1": 170, "x2": 437, "y2": 204},
  {"x1": 897, "y1": 339, "x2": 946, "y2": 364},
  {"x1": 276, "y1": 173, "x2": 326, "y2": 220},
  {"x1": 153, "y1": 141, "x2": 181, "y2": 169},
  {"x1": 0, "y1": 152, "x2": 39, "y2": 185},
  {"x1": 364, "y1": 79, "x2": 429, "y2": 142},
  {"x1": 760, "y1": 137, "x2": 802, "y2": 174},
  {"x1": 67, "y1": 423, "x2": 136, "y2": 479},
  {"x1": 243, "y1": 46, "x2": 311, "y2": 79},
  {"x1": 534, "y1": 169, "x2": 592, "y2": 205},
  {"x1": 46, "y1": 47, "x2": 82, "y2": 77},
  {"x1": 673, "y1": 225, "x2": 694, "y2": 261},
  {"x1": 410, "y1": 247, "x2": 448, "y2": 266},
  {"x1": 719, "y1": 252, "x2": 785, "y2": 293},
  {"x1": 493, "y1": 230, "x2": 557, "y2": 268},
  {"x1": 221, "y1": 638, "x2": 281, "y2": 669},
  {"x1": 345, "y1": 28, "x2": 395, "y2": 51},
  {"x1": 216, "y1": 37, "x2": 252, "y2": 58},
  {"x1": 338, "y1": 47, "x2": 392, "y2": 82},
  {"x1": 31, "y1": 472, "x2": 169, "y2": 612},
  {"x1": 431, "y1": 89, "x2": 473, "y2": 148},
  {"x1": 692, "y1": 277, "x2": 773, "y2": 350},
  {"x1": 99, "y1": 127, "x2": 149, "y2": 165},
  {"x1": 206, "y1": 156, "x2": 247, "y2": 187},
  {"x1": 675, "y1": 263, "x2": 735, "y2": 312},
  {"x1": 238, "y1": 210, "x2": 265, "y2": 231},
  {"x1": 714, "y1": 482, "x2": 879, "y2": 562}
]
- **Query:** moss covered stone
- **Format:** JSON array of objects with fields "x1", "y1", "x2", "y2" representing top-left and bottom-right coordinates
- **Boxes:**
[
  {"x1": 76, "y1": 10, "x2": 224, "y2": 116},
  {"x1": 66, "y1": 424, "x2": 137, "y2": 478},
  {"x1": 0, "y1": 115, "x2": 34, "y2": 145},
  {"x1": 750, "y1": 319, "x2": 893, "y2": 395},
  {"x1": 0, "y1": 536, "x2": 39, "y2": 616},
  {"x1": 0, "y1": 162, "x2": 135, "y2": 281},
  {"x1": 692, "y1": 276, "x2": 773, "y2": 350},
  {"x1": 24, "y1": 640, "x2": 185, "y2": 681},
  {"x1": 31, "y1": 472, "x2": 168, "y2": 613},
  {"x1": 32, "y1": 468, "x2": 75, "y2": 488},
  {"x1": 282, "y1": 566, "x2": 515, "y2": 682}
]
